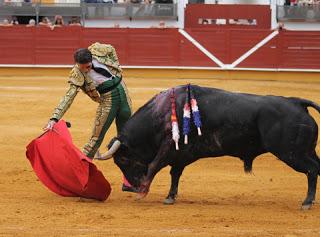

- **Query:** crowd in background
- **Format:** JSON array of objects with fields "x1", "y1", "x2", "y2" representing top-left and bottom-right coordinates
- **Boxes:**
[
  {"x1": 0, "y1": 0, "x2": 176, "y2": 26},
  {"x1": 283, "y1": 0, "x2": 320, "y2": 5},
  {"x1": 0, "y1": 15, "x2": 81, "y2": 28},
  {"x1": 1, "y1": 0, "x2": 174, "y2": 3},
  {"x1": 0, "y1": 0, "x2": 176, "y2": 27},
  {"x1": 84, "y1": 0, "x2": 173, "y2": 3},
  {"x1": 1, "y1": 0, "x2": 319, "y2": 28}
]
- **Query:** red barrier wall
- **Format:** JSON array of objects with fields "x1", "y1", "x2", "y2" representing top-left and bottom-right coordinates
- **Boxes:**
[
  {"x1": 34, "y1": 27, "x2": 83, "y2": 64},
  {"x1": 0, "y1": 27, "x2": 35, "y2": 64},
  {"x1": 237, "y1": 30, "x2": 320, "y2": 69},
  {"x1": 279, "y1": 31, "x2": 320, "y2": 69},
  {"x1": 0, "y1": 26, "x2": 320, "y2": 70}
]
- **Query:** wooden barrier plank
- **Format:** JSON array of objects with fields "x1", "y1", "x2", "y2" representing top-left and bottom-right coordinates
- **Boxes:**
[{"x1": 0, "y1": 26, "x2": 35, "y2": 64}]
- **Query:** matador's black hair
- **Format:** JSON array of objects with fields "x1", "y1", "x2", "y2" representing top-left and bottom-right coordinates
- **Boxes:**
[{"x1": 74, "y1": 48, "x2": 92, "y2": 64}]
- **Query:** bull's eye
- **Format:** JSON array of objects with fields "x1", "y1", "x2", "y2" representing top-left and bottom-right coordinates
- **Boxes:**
[{"x1": 120, "y1": 157, "x2": 130, "y2": 165}]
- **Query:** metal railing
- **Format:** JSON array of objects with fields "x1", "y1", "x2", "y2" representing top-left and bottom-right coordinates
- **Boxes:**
[
  {"x1": 85, "y1": 3, "x2": 177, "y2": 20},
  {"x1": 0, "y1": 2, "x2": 178, "y2": 24},
  {"x1": 0, "y1": 2, "x2": 37, "y2": 16},
  {"x1": 277, "y1": 5, "x2": 320, "y2": 22}
]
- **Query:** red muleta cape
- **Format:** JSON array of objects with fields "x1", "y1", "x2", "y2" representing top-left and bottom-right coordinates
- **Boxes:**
[{"x1": 26, "y1": 120, "x2": 111, "y2": 201}]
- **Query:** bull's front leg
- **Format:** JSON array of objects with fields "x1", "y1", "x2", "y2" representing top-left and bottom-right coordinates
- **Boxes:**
[
  {"x1": 163, "y1": 165, "x2": 185, "y2": 205},
  {"x1": 136, "y1": 141, "x2": 171, "y2": 199}
]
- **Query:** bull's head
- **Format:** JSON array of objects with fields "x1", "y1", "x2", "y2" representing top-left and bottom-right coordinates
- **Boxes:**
[{"x1": 101, "y1": 137, "x2": 148, "y2": 189}]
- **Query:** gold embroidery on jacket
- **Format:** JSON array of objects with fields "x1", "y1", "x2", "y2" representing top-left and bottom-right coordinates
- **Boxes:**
[{"x1": 51, "y1": 84, "x2": 79, "y2": 120}]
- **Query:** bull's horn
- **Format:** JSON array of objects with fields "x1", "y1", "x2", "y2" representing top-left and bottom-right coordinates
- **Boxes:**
[{"x1": 96, "y1": 140, "x2": 121, "y2": 160}]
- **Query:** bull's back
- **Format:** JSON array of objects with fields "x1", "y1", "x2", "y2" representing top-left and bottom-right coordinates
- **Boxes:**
[
  {"x1": 187, "y1": 86, "x2": 262, "y2": 128},
  {"x1": 189, "y1": 86, "x2": 311, "y2": 127},
  {"x1": 177, "y1": 85, "x2": 316, "y2": 158},
  {"x1": 172, "y1": 86, "x2": 264, "y2": 157}
]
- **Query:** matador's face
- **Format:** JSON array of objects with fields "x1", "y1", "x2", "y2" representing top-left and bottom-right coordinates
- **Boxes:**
[{"x1": 78, "y1": 62, "x2": 92, "y2": 73}]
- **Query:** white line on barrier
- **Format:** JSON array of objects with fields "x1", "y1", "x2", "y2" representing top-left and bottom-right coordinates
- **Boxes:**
[
  {"x1": 229, "y1": 30, "x2": 279, "y2": 68},
  {"x1": 178, "y1": 29, "x2": 225, "y2": 68}
]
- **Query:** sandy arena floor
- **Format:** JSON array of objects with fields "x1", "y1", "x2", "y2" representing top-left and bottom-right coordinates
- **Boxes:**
[{"x1": 1, "y1": 72, "x2": 320, "y2": 237}]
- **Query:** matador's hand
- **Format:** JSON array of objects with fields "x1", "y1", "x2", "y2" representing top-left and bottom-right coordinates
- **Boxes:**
[{"x1": 43, "y1": 120, "x2": 56, "y2": 131}]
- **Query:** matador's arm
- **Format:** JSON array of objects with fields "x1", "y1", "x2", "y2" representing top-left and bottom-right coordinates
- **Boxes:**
[
  {"x1": 51, "y1": 84, "x2": 80, "y2": 121},
  {"x1": 50, "y1": 66, "x2": 85, "y2": 121}
]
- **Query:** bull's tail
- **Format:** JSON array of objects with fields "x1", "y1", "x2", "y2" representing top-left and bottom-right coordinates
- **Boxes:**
[{"x1": 291, "y1": 97, "x2": 320, "y2": 114}]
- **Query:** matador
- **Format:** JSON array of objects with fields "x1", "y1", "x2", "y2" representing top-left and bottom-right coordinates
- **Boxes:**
[{"x1": 45, "y1": 42, "x2": 135, "y2": 192}]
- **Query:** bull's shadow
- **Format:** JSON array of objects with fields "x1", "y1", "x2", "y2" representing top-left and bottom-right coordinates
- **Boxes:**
[{"x1": 100, "y1": 84, "x2": 320, "y2": 210}]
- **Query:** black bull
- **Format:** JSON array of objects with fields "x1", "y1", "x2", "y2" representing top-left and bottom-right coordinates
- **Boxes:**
[{"x1": 102, "y1": 85, "x2": 320, "y2": 209}]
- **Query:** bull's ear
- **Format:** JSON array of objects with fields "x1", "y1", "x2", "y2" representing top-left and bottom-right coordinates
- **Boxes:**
[{"x1": 119, "y1": 142, "x2": 129, "y2": 153}]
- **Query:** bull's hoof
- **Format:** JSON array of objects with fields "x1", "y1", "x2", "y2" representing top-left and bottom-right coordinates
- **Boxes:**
[
  {"x1": 122, "y1": 184, "x2": 139, "y2": 193},
  {"x1": 301, "y1": 203, "x2": 313, "y2": 210},
  {"x1": 135, "y1": 192, "x2": 148, "y2": 200},
  {"x1": 163, "y1": 197, "x2": 175, "y2": 205},
  {"x1": 301, "y1": 199, "x2": 314, "y2": 210}
]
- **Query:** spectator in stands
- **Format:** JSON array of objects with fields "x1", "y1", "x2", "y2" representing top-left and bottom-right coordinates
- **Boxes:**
[
  {"x1": 44, "y1": 42, "x2": 136, "y2": 193},
  {"x1": 39, "y1": 17, "x2": 52, "y2": 27},
  {"x1": 26, "y1": 19, "x2": 36, "y2": 27},
  {"x1": 155, "y1": 0, "x2": 173, "y2": 3},
  {"x1": 277, "y1": 22, "x2": 285, "y2": 30},
  {"x1": 69, "y1": 16, "x2": 81, "y2": 26},
  {"x1": 159, "y1": 20, "x2": 165, "y2": 28},
  {"x1": 151, "y1": 20, "x2": 166, "y2": 28},
  {"x1": 11, "y1": 16, "x2": 19, "y2": 25},
  {"x1": 53, "y1": 15, "x2": 65, "y2": 28},
  {"x1": 0, "y1": 18, "x2": 13, "y2": 27}
]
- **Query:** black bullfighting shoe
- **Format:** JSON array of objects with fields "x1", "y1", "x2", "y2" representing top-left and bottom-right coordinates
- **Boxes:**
[{"x1": 122, "y1": 184, "x2": 139, "y2": 193}]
